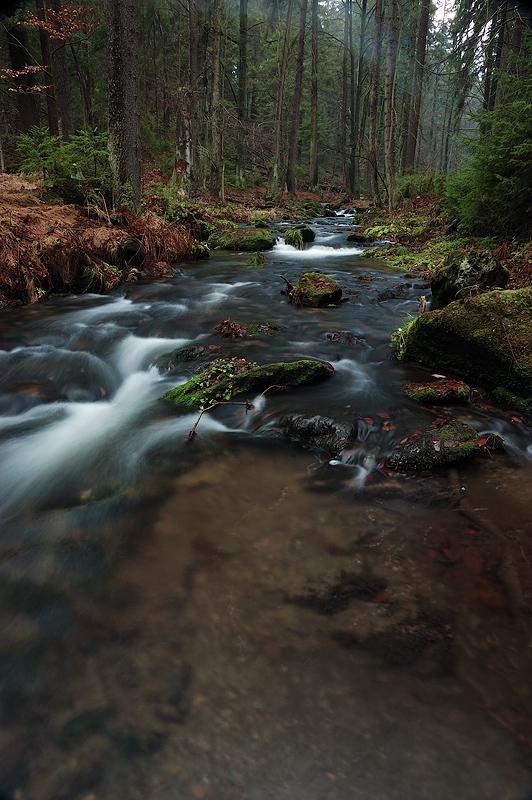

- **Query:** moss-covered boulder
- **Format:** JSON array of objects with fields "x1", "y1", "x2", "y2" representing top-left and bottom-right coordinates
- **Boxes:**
[
  {"x1": 207, "y1": 227, "x2": 275, "y2": 251},
  {"x1": 347, "y1": 231, "x2": 375, "y2": 244},
  {"x1": 430, "y1": 249, "x2": 508, "y2": 310},
  {"x1": 162, "y1": 357, "x2": 334, "y2": 410},
  {"x1": 289, "y1": 271, "x2": 342, "y2": 307},
  {"x1": 402, "y1": 379, "x2": 470, "y2": 403},
  {"x1": 387, "y1": 422, "x2": 503, "y2": 470},
  {"x1": 393, "y1": 287, "x2": 532, "y2": 409},
  {"x1": 300, "y1": 200, "x2": 324, "y2": 218},
  {"x1": 284, "y1": 225, "x2": 316, "y2": 250}
]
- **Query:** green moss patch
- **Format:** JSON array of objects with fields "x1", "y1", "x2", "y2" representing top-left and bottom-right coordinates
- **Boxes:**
[
  {"x1": 290, "y1": 271, "x2": 342, "y2": 307},
  {"x1": 207, "y1": 227, "x2": 275, "y2": 251},
  {"x1": 392, "y1": 288, "x2": 532, "y2": 405},
  {"x1": 402, "y1": 379, "x2": 470, "y2": 403},
  {"x1": 284, "y1": 225, "x2": 316, "y2": 250},
  {"x1": 162, "y1": 357, "x2": 334, "y2": 410}
]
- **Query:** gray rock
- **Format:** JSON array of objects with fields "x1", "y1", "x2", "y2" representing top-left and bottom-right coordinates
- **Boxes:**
[{"x1": 430, "y1": 249, "x2": 508, "y2": 309}]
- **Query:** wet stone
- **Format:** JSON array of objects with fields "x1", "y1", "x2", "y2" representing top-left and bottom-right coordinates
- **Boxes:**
[{"x1": 279, "y1": 414, "x2": 357, "y2": 457}]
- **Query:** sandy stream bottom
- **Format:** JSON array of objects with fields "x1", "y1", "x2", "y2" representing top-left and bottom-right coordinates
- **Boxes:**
[{"x1": 14, "y1": 445, "x2": 532, "y2": 800}]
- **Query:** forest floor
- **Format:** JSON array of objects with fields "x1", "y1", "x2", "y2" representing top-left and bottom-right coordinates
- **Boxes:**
[
  {"x1": 356, "y1": 193, "x2": 532, "y2": 290},
  {"x1": 1, "y1": 174, "x2": 532, "y2": 310}
]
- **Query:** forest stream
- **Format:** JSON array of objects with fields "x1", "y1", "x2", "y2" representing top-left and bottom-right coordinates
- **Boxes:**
[{"x1": 1, "y1": 212, "x2": 532, "y2": 800}]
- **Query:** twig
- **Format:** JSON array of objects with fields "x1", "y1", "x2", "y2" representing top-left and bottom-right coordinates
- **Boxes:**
[{"x1": 187, "y1": 400, "x2": 254, "y2": 441}]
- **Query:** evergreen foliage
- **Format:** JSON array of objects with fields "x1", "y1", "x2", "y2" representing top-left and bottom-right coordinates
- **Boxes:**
[
  {"x1": 443, "y1": 52, "x2": 532, "y2": 238},
  {"x1": 15, "y1": 126, "x2": 110, "y2": 203}
]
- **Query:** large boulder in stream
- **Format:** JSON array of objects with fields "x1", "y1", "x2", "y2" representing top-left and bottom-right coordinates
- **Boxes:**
[
  {"x1": 207, "y1": 227, "x2": 275, "y2": 251},
  {"x1": 393, "y1": 287, "x2": 532, "y2": 411},
  {"x1": 284, "y1": 225, "x2": 316, "y2": 249},
  {"x1": 279, "y1": 414, "x2": 357, "y2": 457},
  {"x1": 430, "y1": 249, "x2": 508, "y2": 309},
  {"x1": 288, "y1": 271, "x2": 342, "y2": 307},
  {"x1": 162, "y1": 357, "x2": 334, "y2": 410}
]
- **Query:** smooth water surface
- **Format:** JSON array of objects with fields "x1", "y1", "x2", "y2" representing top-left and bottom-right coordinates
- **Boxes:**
[{"x1": 1, "y1": 217, "x2": 532, "y2": 799}]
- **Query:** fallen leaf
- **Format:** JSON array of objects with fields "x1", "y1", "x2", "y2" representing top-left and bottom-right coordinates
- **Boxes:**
[
  {"x1": 462, "y1": 554, "x2": 484, "y2": 574},
  {"x1": 381, "y1": 420, "x2": 395, "y2": 431},
  {"x1": 363, "y1": 417, "x2": 374, "y2": 425},
  {"x1": 441, "y1": 547, "x2": 457, "y2": 562},
  {"x1": 377, "y1": 412, "x2": 391, "y2": 419},
  {"x1": 475, "y1": 437, "x2": 488, "y2": 447}
]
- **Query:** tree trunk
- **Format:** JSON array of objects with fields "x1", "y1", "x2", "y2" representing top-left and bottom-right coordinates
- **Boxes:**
[
  {"x1": 5, "y1": 22, "x2": 40, "y2": 133},
  {"x1": 47, "y1": 0, "x2": 72, "y2": 139},
  {"x1": 383, "y1": 0, "x2": 399, "y2": 210},
  {"x1": 106, "y1": 0, "x2": 141, "y2": 213},
  {"x1": 35, "y1": 0, "x2": 59, "y2": 135},
  {"x1": 286, "y1": 0, "x2": 308, "y2": 193},
  {"x1": 266, "y1": 0, "x2": 294, "y2": 201},
  {"x1": 368, "y1": 0, "x2": 383, "y2": 203},
  {"x1": 309, "y1": 0, "x2": 319, "y2": 189},
  {"x1": 341, "y1": 0, "x2": 350, "y2": 193},
  {"x1": 235, "y1": 0, "x2": 248, "y2": 188},
  {"x1": 350, "y1": 0, "x2": 367, "y2": 196},
  {"x1": 403, "y1": 0, "x2": 430, "y2": 171},
  {"x1": 209, "y1": 0, "x2": 223, "y2": 197}
]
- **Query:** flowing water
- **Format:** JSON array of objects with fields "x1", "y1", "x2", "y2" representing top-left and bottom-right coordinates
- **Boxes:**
[{"x1": 1, "y1": 215, "x2": 532, "y2": 800}]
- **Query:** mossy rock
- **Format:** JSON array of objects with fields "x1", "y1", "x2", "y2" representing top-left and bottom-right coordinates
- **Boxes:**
[
  {"x1": 207, "y1": 227, "x2": 275, "y2": 251},
  {"x1": 402, "y1": 379, "x2": 470, "y2": 403},
  {"x1": 393, "y1": 287, "x2": 532, "y2": 406},
  {"x1": 284, "y1": 225, "x2": 316, "y2": 250},
  {"x1": 151, "y1": 345, "x2": 205, "y2": 373},
  {"x1": 162, "y1": 357, "x2": 334, "y2": 410},
  {"x1": 290, "y1": 271, "x2": 342, "y2": 307},
  {"x1": 323, "y1": 207, "x2": 337, "y2": 217},
  {"x1": 387, "y1": 421, "x2": 503, "y2": 470},
  {"x1": 299, "y1": 199, "x2": 324, "y2": 218},
  {"x1": 347, "y1": 231, "x2": 375, "y2": 244},
  {"x1": 253, "y1": 218, "x2": 269, "y2": 229},
  {"x1": 430, "y1": 249, "x2": 508, "y2": 310}
]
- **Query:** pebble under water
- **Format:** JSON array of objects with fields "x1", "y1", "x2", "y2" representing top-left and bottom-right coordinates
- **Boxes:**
[{"x1": 1, "y1": 215, "x2": 532, "y2": 799}]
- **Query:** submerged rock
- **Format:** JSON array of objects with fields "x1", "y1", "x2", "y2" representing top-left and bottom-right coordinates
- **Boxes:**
[
  {"x1": 335, "y1": 610, "x2": 455, "y2": 672},
  {"x1": 430, "y1": 249, "x2": 508, "y2": 309},
  {"x1": 162, "y1": 357, "x2": 334, "y2": 410},
  {"x1": 207, "y1": 227, "x2": 275, "y2": 251},
  {"x1": 392, "y1": 287, "x2": 532, "y2": 410},
  {"x1": 279, "y1": 414, "x2": 357, "y2": 457},
  {"x1": 387, "y1": 421, "x2": 503, "y2": 470},
  {"x1": 286, "y1": 568, "x2": 387, "y2": 615},
  {"x1": 288, "y1": 271, "x2": 342, "y2": 307}
]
